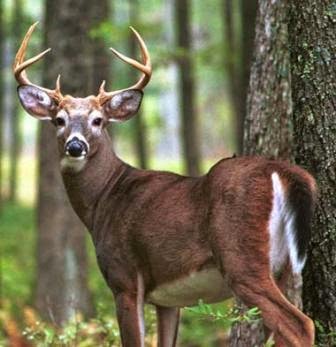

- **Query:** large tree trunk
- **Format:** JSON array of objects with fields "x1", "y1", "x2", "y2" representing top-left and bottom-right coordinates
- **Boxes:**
[
  {"x1": 175, "y1": 0, "x2": 201, "y2": 176},
  {"x1": 8, "y1": 0, "x2": 24, "y2": 202},
  {"x1": 244, "y1": 1, "x2": 292, "y2": 159},
  {"x1": 35, "y1": 0, "x2": 108, "y2": 324},
  {"x1": 289, "y1": 1, "x2": 336, "y2": 345},
  {"x1": 230, "y1": 1, "x2": 294, "y2": 345}
]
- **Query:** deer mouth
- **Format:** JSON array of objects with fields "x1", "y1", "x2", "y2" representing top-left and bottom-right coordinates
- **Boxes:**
[{"x1": 65, "y1": 136, "x2": 89, "y2": 160}]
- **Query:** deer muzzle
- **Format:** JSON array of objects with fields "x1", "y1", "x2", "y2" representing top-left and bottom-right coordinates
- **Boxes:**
[{"x1": 65, "y1": 136, "x2": 88, "y2": 159}]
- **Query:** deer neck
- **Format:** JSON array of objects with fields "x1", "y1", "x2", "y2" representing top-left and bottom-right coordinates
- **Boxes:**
[{"x1": 61, "y1": 130, "x2": 126, "y2": 230}]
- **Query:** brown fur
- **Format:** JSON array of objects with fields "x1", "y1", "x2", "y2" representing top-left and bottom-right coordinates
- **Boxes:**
[
  {"x1": 16, "y1": 94, "x2": 316, "y2": 346},
  {"x1": 14, "y1": 24, "x2": 316, "y2": 345},
  {"x1": 60, "y1": 128, "x2": 316, "y2": 347}
]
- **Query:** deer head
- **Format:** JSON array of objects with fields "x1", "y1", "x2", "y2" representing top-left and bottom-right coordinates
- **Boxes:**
[{"x1": 14, "y1": 22, "x2": 151, "y2": 170}]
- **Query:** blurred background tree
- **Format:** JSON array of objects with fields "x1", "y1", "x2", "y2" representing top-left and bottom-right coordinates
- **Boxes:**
[
  {"x1": 0, "y1": 0, "x2": 4, "y2": 211},
  {"x1": 0, "y1": 0, "x2": 335, "y2": 345},
  {"x1": 7, "y1": 0, "x2": 23, "y2": 203},
  {"x1": 35, "y1": 0, "x2": 103, "y2": 324}
]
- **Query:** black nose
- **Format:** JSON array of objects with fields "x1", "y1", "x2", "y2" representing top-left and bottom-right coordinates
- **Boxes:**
[{"x1": 66, "y1": 138, "x2": 87, "y2": 157}]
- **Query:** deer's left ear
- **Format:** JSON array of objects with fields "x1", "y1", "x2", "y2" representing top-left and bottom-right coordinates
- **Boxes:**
[{"x1": 103, "y1": 89, "x2": 143, "y2": 122}]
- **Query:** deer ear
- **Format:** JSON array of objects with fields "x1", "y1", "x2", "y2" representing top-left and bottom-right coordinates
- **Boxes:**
[
  {"x1": 17, "y1": 85, "x2": 56, "y2": 120},
  {"x1": 103, "y1": 89, "x2": 143, "y2": 122}
]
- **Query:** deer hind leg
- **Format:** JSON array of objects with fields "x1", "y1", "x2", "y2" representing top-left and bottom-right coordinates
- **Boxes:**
[
  {"x1": 156, "y1": 306, "x2": 180, "y2": 347},
  {"x1": 230, "y1": 274, "x2": 314, "y2": 347}
]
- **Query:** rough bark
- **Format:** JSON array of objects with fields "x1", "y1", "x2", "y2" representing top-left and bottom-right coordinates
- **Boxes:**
[
  {"x1": 222, "y1": 0, "x2": 257, "y2": 155},
  {"x1": 230, "y1": 1, "x2": 294, "y2": 345},
  {"x1": 289, "y1": 1, "x2": 336, "y2": 344},
  {"x1": 8, "y1": 0, "x2": 24, "y2": 202},
  {"x1": 35, "y1": 0, "x2": 101, "y2": 324},
  {"x1": 175, "y1": 0, "x2": 201, "y2": 176},
  {"x1": 244, "y1": 0, "x2": 292, "y2": 159},
  {"x1": 129, "y1": 0, "x2": 148, "y2": 169}
]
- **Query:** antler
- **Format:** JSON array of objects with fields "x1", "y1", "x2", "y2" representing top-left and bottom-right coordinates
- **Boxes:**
[
  {"x1": 13, "y1": 22, "x2": 63, "y2": 103},
  {"x1": 98, "y1": 27, "x2": 152, "y2": 104}
]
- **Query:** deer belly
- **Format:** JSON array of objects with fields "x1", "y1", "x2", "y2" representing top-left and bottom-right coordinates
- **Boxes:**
[{"x1": 146, "y1": 268, "x2": 232, "y2": 307}]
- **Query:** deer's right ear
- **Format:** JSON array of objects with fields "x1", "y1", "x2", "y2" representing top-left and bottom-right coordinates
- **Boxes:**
[{"x1": 17, "y1": 85, "x2": 56, "y2": 120}]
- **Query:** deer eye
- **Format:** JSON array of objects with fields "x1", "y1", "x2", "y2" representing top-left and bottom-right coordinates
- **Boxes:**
[
  {"x1": 92, "y1": 117, "x2": 103, "y2": 127},
  {"x1": 55, "y1": 117, "x2": 65, "y2": 127}
]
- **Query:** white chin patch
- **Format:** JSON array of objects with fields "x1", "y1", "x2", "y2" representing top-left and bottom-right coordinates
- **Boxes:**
[{"x1": 60, "y1": 156, "x2": 87, "y2": 173}]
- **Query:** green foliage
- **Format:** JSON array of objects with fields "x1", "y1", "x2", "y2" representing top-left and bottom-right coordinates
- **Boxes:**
[
  {"x1": 314, "y1": 320, "x2": 336, "y2": 347},
  {"x1": 186, "y1": 300, "x2": 261, "y2": 328},
  {"x1": 0, "y1": 203, "x2": 36, "y2": 314},
  {"x1": 180, "y1": 300, "x2": 261, "y2": 347},
  {"x1": 22, "y1": 313, "x2": 121, "y2": 346}
]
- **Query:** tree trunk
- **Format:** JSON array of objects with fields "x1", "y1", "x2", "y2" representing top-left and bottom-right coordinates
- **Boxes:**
[
  {"x1": 0, "y1": 0, "x2": 4, "y2": 210},
  {"x1": 244, "y1": 1, "x2": 292, "y2": 159},
  {"x1": 89, "y1": 0, "x2": 111, "y2": 94},
  {"x1": 230, "y1": 1, "x2": 294, "y2": 345},
  {"x1": 239, "y1": 0, "x2": 258, "y2": 154},
  {"x1": 175, "y1": 0, "x2": 201, "y2": 176},
  {"x1": 221, "y1": 0, "x2": 257, "y2": 155},
  {"x1": 35, "y1": 0, "x2": 105, "y2": 324},
  {"x1": 128, "y1": 0, "x2": 148, "y2": 169},
  {"x1": 88, "y1": 0, "x2": 113, "y2": 138},
  {"x1": 8, "y1": 0, "x2": 24, "y2": 202},
  {"x1": 289, "y1": 1, "x2": 336, "y2": 344}
]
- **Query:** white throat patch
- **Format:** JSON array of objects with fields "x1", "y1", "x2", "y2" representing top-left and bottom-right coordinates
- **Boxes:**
[{"x1": 60, "y1": 156, "x2": 87, "y2": 173}]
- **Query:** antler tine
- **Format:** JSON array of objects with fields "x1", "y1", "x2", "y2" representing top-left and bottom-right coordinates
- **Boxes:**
[
  {"x1": 13, "y1": 22, "x2": 63, "y2": 102},
  {"x1": 98, "y1": 27, "x2": 152, "y2": 104},
  {"x1": 14, "y1": 48, "x2": 51, "y2": 84}
]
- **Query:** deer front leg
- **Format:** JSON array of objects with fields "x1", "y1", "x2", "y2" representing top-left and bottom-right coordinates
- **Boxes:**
[
  {"x1": 115, "y1": 292, "x2": 145, "y2": 347},
  {"x1": 156, "y1": 306, "x2": 180, "y2": 347},
  {"x1": 114, "y1": 274, "x2": 145, "y2": 347}
]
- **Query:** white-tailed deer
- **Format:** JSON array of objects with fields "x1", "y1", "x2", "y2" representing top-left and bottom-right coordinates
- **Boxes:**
[{"x1": 14, "y1": 23, "x2": 316, "y2": 347}]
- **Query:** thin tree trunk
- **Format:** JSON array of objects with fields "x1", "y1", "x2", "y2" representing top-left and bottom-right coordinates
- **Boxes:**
[
  {"x1": 89, "y1": 0, "x2": 113, "y2": 138},
  {"x1": 175, "y1": 0, "x2": 201, "y2": 176},
  {"x1": 0, "y1": 0, "x2": 3, "y2": 310},
  {"x1": 128, "y1": 0, "x2": 148, "y2": 169},
  {"x1": 240, "y1": 0, "x2": 257, "y2": 154},
  {"x1": 289, "y1": 1, "x2": 336, "y2": 345},
  {"x1": 230, "y1": 1, "x2": 294, "y2": 345},
  {"x1": 35, "y1": 0, "x2": 98, "y2": 324},
  {"x1": 0, "y1": 0, "x2": 4, "y2": 210},
  {"x1": 8, "y1": 0, "x2": 23, "y2": 202},
  {"x1": 222, "y1": 0, "x2": 257, "y2": 154},
  {"x1": 90, "y1": 0, "x2": 110, "y2": 94},
  {"x1": 222, "y1": 0, "x2": 242, "y2": 154}
]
